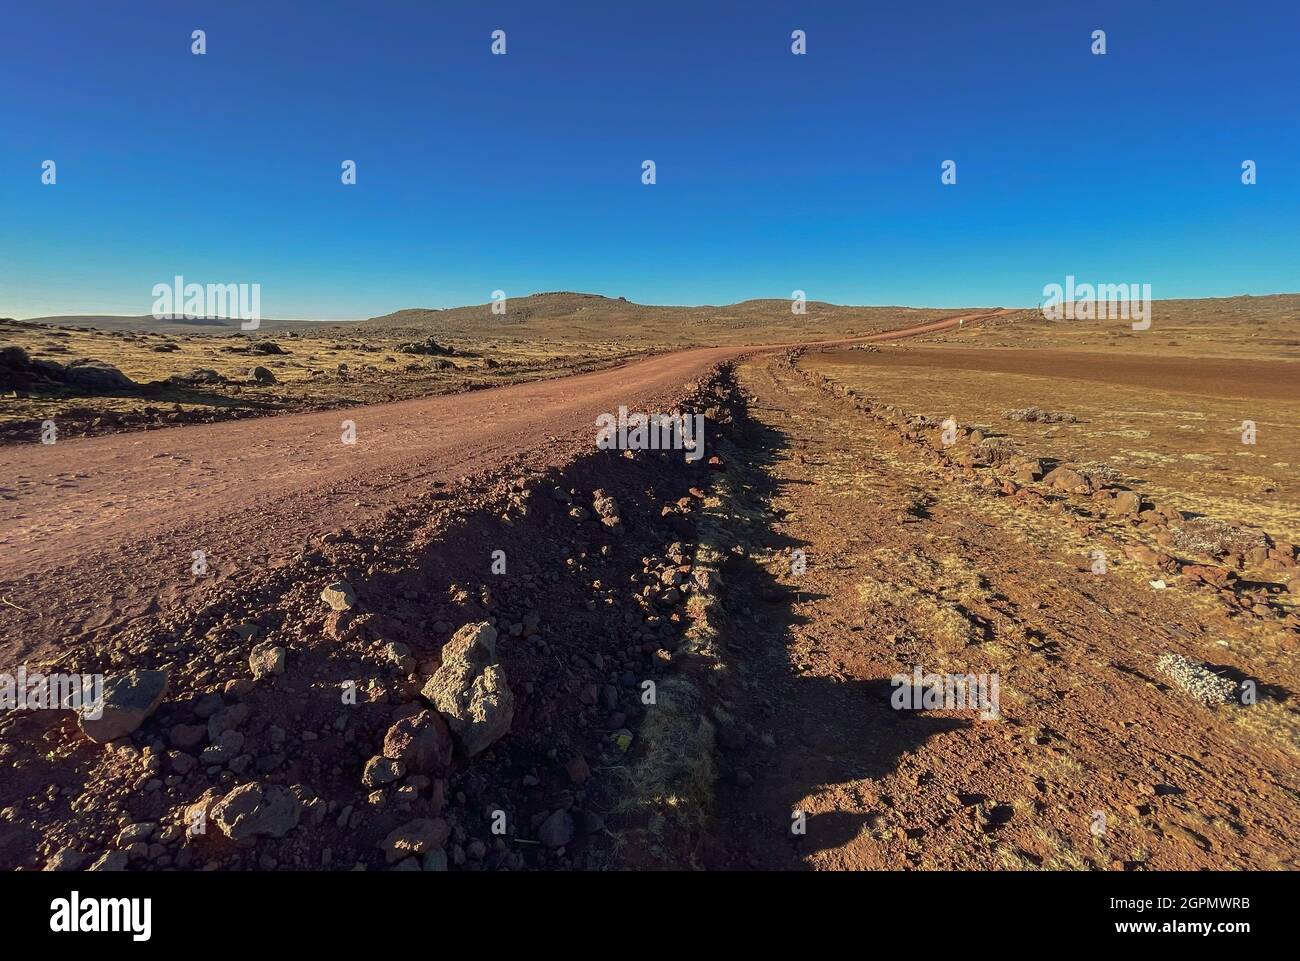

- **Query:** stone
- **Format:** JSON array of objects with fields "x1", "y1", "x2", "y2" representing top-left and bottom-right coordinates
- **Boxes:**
[
  {"x1": 380, "y1": 818, "x2": 449, "y2": 864},
  {"x1": 78, "y1": 670, "x2": 168, "y2": 744},
  {"x1": 169, "y1": 723, "x2": 206, "y2": 750},
  {"x1": 192, "y1": 693, "x2": 224, "y2": 719},
  {"x1": 1182, "y1": 565, "x2": 1236, "y2": 590},
  {"x1": 421, "y1": 849, "x2": 448, "y2": 872},
  {"x1": 86, "y1": 851, "x2": 128, "y2": 872},
  {"x1": 538, "y1": 809, "x2": 575, "y2": 849},
  {"x1": 117, "y1": 822, "x2": 157, "y2": 846},
  {"x1": 382, "y1": 641, "x2": 416, "y2": 673},
  {"x1": 422, "y1": 661, "x2": 514, "y2": 758},
  {"x1": 1042, "y1": 466, "x2": 1091, "y2": 494},
  {"x1": 321, "y1": 581, "x2": 357, "y2": 611},
  {"x1": 1110, "y1": 490, "x2": 1143, "y2": 516},
  {"x1": 565, "y1": 755, "x2": 591, "y2": 784},
  {"x1": 1124, "y1": 544, "x2": 1176, "y2": 571},
  {"x1": 363, "y1": 755, "x2": 405, "y2": 787},
  {"x1": 419, "y1": 622, "x2": 512, "y2": 756},
  {"x1": 249, "y1": 642, "x2": 286, "y2": 680},
  {"x1": 382, "y1": 710, "x2": 453, "y2": 774},
  {"x1": 1010, "y1": 460, "x2": 1043, "y2": 484},
  {"x1": 206, "y1": 703, "x2": 250, "y2": 742},
  {"x1": 440, "y1": 620, "x2": 497, "y2": 663},
  {"x1": 44, "y1": 849, "x2": 90, "y2": 871},
  {"x1": 211, "y1": 782, "x2": 303, "y2": 841}
]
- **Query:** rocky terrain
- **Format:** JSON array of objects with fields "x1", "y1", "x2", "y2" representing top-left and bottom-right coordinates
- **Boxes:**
[
  {"x1": 1, "y1": 296, "x2": 1297, "y2": 872},
  {"x1": 0, "y1": 315, "x2": 651, "y2": 445}
]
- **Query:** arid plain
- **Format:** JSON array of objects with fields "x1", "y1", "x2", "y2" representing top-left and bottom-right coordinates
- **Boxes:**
[{"x1": 1, "y1": 293, "x2": 1297, "y2": 871}]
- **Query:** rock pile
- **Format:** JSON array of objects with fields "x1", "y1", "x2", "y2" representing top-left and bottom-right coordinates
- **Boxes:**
[{"x1": 420, "y1": 622, "x2": 515, "y2": 757}]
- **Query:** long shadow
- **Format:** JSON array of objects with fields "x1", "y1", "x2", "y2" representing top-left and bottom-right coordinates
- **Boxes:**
[{"x1": 701, "y1": 372, "x2": 970, "y2": 870}]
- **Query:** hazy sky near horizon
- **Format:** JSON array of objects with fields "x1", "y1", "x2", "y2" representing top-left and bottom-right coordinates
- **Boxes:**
[{"x1": 2, "y1": 0, "x2": 1297, "y2": 320}]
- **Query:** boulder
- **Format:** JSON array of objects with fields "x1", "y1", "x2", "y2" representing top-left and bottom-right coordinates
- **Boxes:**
[
  {"x1": 382, "y1": 710, "x2": 453, "y2": 774},
  {"x1": 248, "y1": 642, "x2": 286, "y2": 680},
  {"x1": 211, "y1": 782, "x2": 303, "y2": 841},
  {"x1": 63, "y1": 359, "x2": 136, "y2": 391},
  {"x1": 320, "y1": 581, "x2": 356, "y2": 612},
  {"x1": 420, "y1": 622, "x2": 513, "y2": 756},
  {"x1": 78, "y1": 670, "x2": 168, "y2": 744},
  {"x1": 1042, "y1": 466, "x2": 1091, "y2": 494}
]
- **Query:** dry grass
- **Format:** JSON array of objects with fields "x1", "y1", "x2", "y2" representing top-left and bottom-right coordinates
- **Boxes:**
[
  {"x1": 0, "y1": 317, "x2": 647, "y2": 437},
  {"x1": 808, "y1": 347, "x2": 1300, "y2": 543}
]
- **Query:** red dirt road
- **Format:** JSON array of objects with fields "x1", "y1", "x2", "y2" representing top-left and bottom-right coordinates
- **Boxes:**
[{"x1": 0, "y1": 311, "x2": 995, "y2": 664}]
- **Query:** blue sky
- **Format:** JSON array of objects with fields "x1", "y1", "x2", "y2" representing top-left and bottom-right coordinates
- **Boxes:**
[{"x1": 1, "y1": 0, "x2": 1296, "y2": 319}]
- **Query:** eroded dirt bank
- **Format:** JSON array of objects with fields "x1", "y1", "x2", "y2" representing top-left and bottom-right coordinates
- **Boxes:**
[{"x1": 0, "y1": 369, "x2": 741, "y2": 871}]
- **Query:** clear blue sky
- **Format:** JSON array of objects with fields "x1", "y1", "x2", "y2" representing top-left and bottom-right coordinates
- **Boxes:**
[{"x1": 1, "y1": 0, "x2": 1296, "y2": 319}]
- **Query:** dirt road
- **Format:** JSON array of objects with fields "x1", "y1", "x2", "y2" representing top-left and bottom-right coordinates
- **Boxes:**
[{"x1": 0, "y1": 311, "x2": 1006, "y2": 664}]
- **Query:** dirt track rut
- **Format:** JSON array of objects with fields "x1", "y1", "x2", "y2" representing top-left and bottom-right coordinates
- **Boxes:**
[{"x1": 701, "y1": 353, "x2": 1299, "y2": 870}]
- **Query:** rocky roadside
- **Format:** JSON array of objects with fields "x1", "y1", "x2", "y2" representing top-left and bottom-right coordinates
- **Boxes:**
[
  {"x1": 788, "y1": 348, "x2": 1300, "y2": 632},
  {"x1": 0, "y1": 367, "x2": 744, "y2": 871}
]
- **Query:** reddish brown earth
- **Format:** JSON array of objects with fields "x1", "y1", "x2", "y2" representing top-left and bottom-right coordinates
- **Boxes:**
[
  {"x1": 0, "y1": 311, "x2": 996, "y2": 667},
  {"x1": 695, "y1": 352, "x2": 1298, "y2": 870},
  {"x1": 13, "y1": 306, "x2": 1289, "y2": 873},
  {"x1": 820, "y1": 346, "x2": 1300, "y2": 402},
  {"x1": 0, "y1": 347, "x2": 731, "y2": 663}
]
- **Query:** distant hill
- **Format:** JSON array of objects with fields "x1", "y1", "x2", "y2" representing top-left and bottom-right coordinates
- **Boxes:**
[{"x1": 363, "y1": 292, "x2": 962, "y2": 345}]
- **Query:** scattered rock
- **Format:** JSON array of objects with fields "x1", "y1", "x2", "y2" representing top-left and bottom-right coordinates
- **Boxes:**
[
  {"x1": 249, "y1": 642, "x2": 286, "y2": 680},
  {"x1": 321, "y1": 581, "x2": 357, "y2": 612},
  {"x1": 78, "y1": 669, "x2": 169, "y2": 744},
  {"x1": 380, "y1": 818, "x2": 449, "y2": 864},
  {"x1": 211, "y1": 782, "x2": 303, "y2": 841},
  {"x1": 382, "y1": 711, "x2": 453, "y2": 774},
  {"x1": 363, "y1": 755, "x2": 405, "y2": 787},
  {"x1": 420, "y1": 622, "x2": 514, "y2": 756}
]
